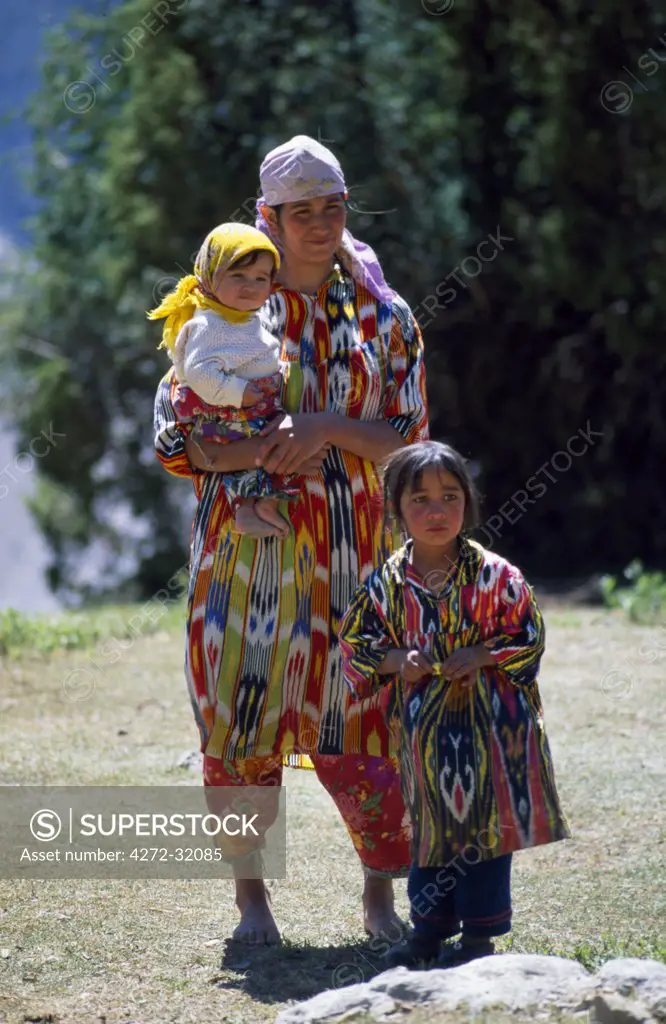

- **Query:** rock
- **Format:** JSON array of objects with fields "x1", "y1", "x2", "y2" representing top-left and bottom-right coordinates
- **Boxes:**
[
  {"x1": 277, "y1": 987, "x2": 397, "y2": 1023},
  {"x1": 275, "y1": 954, "x2": 593, "y2": 1023},
  {"x1": 275, "y1": 955, "x2": 666, "y2": 1024},
  {"x1": 595, "y1": 960, "x2": 666, "y2": 1023},
  {"x1": 589, "y1": 990, "x2": 655, "y2": 1024},
  {"x1": 176, "y1": 750, "x2": 203, "y2": 770}
]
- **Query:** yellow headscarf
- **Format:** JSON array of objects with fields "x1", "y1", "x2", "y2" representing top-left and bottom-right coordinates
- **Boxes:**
[{"x1": 147, "y1": 223, "x2": 280, "y2": 354}]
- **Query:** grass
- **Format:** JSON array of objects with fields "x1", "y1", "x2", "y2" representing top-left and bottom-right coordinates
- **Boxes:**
[
  {"x1": 0, "y1": 603, "x2": 664, "y2": 1023},
  {"x1": 0, "y1": 602, "x2": 186, "y2": 659}
]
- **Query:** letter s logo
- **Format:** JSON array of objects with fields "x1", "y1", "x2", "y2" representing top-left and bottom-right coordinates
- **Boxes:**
[{"x1": 30, "y1": 809, "x2": 62, "y2": 841}]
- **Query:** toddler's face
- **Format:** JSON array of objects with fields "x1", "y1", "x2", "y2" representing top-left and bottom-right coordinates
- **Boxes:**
[
  {"x1": 212, "y1": 252, "x2": 274, "y2": 311},
  {"x1": 399, "y1": 466, "x2": 465, "y2": 551}
]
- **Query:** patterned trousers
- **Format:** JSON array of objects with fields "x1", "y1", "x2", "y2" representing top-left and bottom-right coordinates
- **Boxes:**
[{"x1": 203, "y1": 753, "x2": 412, "y2": 877}]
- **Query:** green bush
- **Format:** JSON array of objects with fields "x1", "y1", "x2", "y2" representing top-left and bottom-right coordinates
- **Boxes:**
[
  {"x1": 600, "y1": 560, "x2": 666, "y2": 624},
  {"x1": 0, "y1": 601, "x2": 185, "y2": 658}
]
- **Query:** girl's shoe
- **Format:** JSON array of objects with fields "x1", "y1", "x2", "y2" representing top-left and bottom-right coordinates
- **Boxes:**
[
  {"x1": 437, "y1": 938, "x2": 495, "y2": 968},
  {"x1": 382, "y1": 935, "x2": 441, "y2": 969}
]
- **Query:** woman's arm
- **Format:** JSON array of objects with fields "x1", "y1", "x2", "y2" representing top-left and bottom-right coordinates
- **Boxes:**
[
  {"x1": 155, "y1": 365, "x2": 325, "y2": 477},
  {"x1": 186, "y1": 430, "x2": 331, "y2": 476},
  {"x1": 258, "y1": 413, "x2": 404, "y2": 475},
  {"x1": 320, "y1": 414, "x2": 405, "y2": 465},
  {"x1": 185, "y1": 434, "x2": 264, "y2": 472},
  {"x1": 154, "y1": 370, "x2": 195, "y2": 479},
  {"x1": 257, "y1": 296, "x2": 430, "y2": 475},
  {"x1": 381, "y1": 295, "x2": 430, "y2": 446}
]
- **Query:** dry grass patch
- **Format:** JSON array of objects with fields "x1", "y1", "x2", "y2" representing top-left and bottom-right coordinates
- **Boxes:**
[{"x1": 0, "y1": 605, "x2": 664, "y2": 1024}]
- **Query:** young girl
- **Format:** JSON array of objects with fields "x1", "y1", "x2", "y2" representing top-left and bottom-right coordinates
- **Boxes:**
[
  {"x1": 338, "y1": 441, "x2": 570, "y2": 968},
  {"x1": 148, "y1": 223, "x2": 299, "y2": 538}
]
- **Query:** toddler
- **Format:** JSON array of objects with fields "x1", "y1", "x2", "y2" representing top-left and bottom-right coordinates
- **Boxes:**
[{"x1": 148, "y1": 223, "x2": 298, "y2": 538}]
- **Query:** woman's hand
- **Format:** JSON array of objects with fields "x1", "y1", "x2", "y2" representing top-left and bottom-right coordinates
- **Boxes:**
[
  {"x1": 437, "y1": 644, "x2": 496, "y2": 687},
  {"x1": 296, "y1": 444, "x2": 332, "y2": 476},
  {"x1": 256, "y1": 413, "x2": 330, "y2": 475},
  {"x1": 398, "y1": 649, "x2": 433, "y2": 683}
]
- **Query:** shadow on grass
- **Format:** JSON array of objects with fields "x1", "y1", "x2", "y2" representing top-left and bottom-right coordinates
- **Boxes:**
[
  {"x1": 211, "y1": 930, "x2": 666, "y2": 1009},
  {"x1": 213, "y1": 935, "x2": 389, "y2": 1005}
]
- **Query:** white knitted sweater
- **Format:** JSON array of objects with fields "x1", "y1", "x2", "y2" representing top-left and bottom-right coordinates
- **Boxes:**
[{"x1": 173, "y1": 308, "x2": 280, "y2": 408}]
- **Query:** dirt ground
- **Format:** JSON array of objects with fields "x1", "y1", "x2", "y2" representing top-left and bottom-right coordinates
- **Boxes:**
[{"x1": 0, "y1": 605, "x2": 664, "y2": 1024}]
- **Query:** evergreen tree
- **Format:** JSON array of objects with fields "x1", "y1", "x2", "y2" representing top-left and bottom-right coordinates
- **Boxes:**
[{"x1": 2, "y1": 0, "x2": 665, "y2": 597}]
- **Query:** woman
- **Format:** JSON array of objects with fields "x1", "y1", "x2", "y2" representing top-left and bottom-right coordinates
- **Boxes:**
[{"x1": 153, "y1": 135, "x2": 429, "y2": 944}]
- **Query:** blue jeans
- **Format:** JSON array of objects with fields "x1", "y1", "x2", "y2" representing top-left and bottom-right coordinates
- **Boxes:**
[{"x1": 408, "y1": 853, "x2": 513, "y2": 941}]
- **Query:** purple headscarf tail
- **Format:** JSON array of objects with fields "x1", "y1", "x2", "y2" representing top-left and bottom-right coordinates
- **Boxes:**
[{"x1": 339, "y1": 230, "x2": 394, "y2": 305}]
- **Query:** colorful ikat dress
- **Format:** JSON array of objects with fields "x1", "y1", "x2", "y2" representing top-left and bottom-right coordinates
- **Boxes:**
[
  {"x1": 338, "y1": 539, "x2": 570, "y2": 865},
  {"x1": 154, "y1": 267, "x2": 429, "y2": 764}
]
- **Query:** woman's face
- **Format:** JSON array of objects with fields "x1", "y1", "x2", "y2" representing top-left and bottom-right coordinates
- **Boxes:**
[{"x1": 270, "y1": 194, "x2": 347, "y2": 264}]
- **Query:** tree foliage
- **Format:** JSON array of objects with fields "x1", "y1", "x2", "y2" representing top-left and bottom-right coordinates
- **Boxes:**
[{"x1": 3, "y1": 0, "x2": 665, "y2": 598}]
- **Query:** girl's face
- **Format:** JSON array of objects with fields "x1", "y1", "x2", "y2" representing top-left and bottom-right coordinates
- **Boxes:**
[
  {"x1": 399, "y1": 466, "x2": 466, "y2": 551},
  {"x1": 212, "y1": 252, "x2": 275, "y2": 310},
  {"x1": 269, "y1": 194, "x2": 347, "y2": 264}
]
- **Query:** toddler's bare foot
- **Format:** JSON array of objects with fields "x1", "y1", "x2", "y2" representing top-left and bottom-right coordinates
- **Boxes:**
[
  {"x1": 254, "y1": 498, "x2": 290, "y2": 538},
  {"x1": 234, "y1": 501, "x2": 282, "y2": 538}
]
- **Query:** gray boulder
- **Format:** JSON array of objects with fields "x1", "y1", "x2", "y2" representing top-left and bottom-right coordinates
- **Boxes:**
[
  {"x1": 594, "y1": 959, "x2": 666, "y2": 1022},
  {"x1": 276, "y1": 953, "x2": 592, "y2": 1022},
  {"x1": 275, "y1": 954, "x2": 666, "y2": 1024},
  {"x1": 589, "y1": 990, "x2": 655, "y2": 1024}
]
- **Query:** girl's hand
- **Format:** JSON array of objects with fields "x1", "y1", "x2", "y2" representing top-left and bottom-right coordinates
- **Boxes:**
[
  {"x1": 399, "y1": 649, "x2": 433, "y2": 683},
  {"x1": 256, "y1": 413, "x2": 330, "y2": 475},
  {"x1": 437, "y1": 644, "x2": 495, "y2": 687}
]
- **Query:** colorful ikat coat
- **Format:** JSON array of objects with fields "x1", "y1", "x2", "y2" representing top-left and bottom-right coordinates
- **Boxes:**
[
  {"x1": 154, "y1": 266, "x2": 429, "y2": 764},
  {"x1": 339, "y1": 539, "x2": 570, "y2": 866}
]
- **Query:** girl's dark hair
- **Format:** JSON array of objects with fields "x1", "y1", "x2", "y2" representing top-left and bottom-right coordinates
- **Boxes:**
[
  {"x1": 382, "y1": 441, "x2": 480, "y2": 536},
  {"x1": 228, "y1": 249, "x2": 278, "y2": 275}
]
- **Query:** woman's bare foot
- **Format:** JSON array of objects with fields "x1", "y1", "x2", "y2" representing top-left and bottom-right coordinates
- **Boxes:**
[
  {"x1": 234, "y1": 501, "x2": 283, "y2": 538},
  {"x1": 232, "y1": 878, "x2": 281, "y2": 945},
  {"x1": 362, "y1": 875, "x2": 406, "y2": 939},
  {"x1": 254, "y1": 498, "x2": 290, "y2": 537}
]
